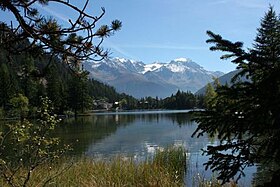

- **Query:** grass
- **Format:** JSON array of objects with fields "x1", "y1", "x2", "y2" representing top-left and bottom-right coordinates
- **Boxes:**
[
  {"x1": 0, "y1": 147, "x2": 187, "y2": 187},
  {"x1": 153, "y1": 146, "x2": 187, "y2": 182}
]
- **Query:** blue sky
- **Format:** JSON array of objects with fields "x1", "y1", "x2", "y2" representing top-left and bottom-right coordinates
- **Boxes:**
[{"x1": 2, "y1": 0, "x2": 280, "y2": 73}]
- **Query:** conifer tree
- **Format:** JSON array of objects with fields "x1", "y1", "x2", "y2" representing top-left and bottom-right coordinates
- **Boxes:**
[
  {"x1": 192, "y1": 7, "x2": 280, "y2": 185},
  {"x1": 204, "y1": 83, "x2": 216, "y2": 109},
  {"x1": 0, "y1": 63, "x2": 16, "y2": 109},
  {"x1": 68, "y1": 75, "x2": 92, "y2": 116},
  {"x1": 46, "y1": 66, "x2": 65, "y2": 113}
]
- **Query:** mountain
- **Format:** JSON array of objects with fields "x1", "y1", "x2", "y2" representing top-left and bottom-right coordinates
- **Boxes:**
[
  {"x1": 84, "y1": 57, "x2": 224, "y2": 98},
  {"x1": 195, "y1": 69, "x2": 248, "y2": 95}
]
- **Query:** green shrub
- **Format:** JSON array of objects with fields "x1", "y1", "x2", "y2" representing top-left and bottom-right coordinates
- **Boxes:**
[{"x1": 0, "y1": 97, "x2": 70, "y2": 187}]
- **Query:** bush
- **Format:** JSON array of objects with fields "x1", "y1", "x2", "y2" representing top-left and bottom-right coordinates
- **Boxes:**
[{"x1": 0, "y1": 97, "x2": 70, "y2": 187}]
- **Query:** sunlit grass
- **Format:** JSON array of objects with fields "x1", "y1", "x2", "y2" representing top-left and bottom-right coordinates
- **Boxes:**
[
  {"x1": 0, "y1": 147, "x2": 187, "y2": 187},
  {"x1": 153, "y1": 146, "x2": 187, "y2": 182}
]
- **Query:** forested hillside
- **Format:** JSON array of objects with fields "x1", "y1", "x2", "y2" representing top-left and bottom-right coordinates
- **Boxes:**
[{"x1": 0, "y1": 28, "x2": 136, "y2": 116}]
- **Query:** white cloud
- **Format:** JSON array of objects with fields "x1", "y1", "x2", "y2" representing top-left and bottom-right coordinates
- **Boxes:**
[
  {"x1": 105, "y1": 41, "x2": 139, "y2": 60},
  {"x1": 35, "y1": 4, "x2": 70, "y2": 23}
]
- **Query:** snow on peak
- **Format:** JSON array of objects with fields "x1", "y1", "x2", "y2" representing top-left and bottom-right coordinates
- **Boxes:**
[
  {"x1": 114, "y1": 57, "x2": 128, "y2": 63},
  {"x1": 142, "y1": 62, "x2": 164, "y2": 74},
  {"x1": 114, "y1": 57, "x2": 139, "y2": 64},
  {"x1": 174, "y1": 58, "x2": 191, "y2": 62},
  {"x1": 141, "y1": 58, "x2": 194, "y2": 74},
  {"x1": 167, "y1": 64, "x2": 189, "y2": 72},
  {"x1": 101, "y1": 57, "x2": 201, "y2": 74}
]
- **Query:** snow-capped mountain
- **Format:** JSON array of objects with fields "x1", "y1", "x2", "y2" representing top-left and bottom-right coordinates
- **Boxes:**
[{"x1": 84, "y1": 57, "x2": 224, "y2": 98}]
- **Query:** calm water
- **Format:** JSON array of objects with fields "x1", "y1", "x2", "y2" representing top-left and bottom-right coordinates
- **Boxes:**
[{"x1": 55, "y1": 110, "x2": 255, "y2": 186}]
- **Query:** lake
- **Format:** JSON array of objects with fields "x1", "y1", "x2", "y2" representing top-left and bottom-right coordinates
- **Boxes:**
[{"x1": 55, "y1": 110, "x2": 255, "y2": 186}]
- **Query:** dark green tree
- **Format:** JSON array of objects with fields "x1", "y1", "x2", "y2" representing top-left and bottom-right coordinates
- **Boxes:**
[
  {"x1": 192, "y1": 7, "x2": 280, "y2": 185},
  {"x1": 68, "y1": 75, "x2": 92, "y2": 117},
  {"x1": 0, "y1": 63, "x2": 16, "y2": 110},
  {"x1": 163, "y1": 90, "x2": 197, "y2": 109},
  {"x1": 46, "y1": 66, "x2": 67, "y2": 113},
  {"x1": 204, "y1": 83, "x2": 217, "y2": 109},
  {"x1": 18, "y1": 55, "x2": 40, "y2": 106}
]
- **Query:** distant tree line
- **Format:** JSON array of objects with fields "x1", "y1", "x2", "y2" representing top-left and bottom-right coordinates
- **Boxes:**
[{"x1": 136, "y1": 90, "x2": 204, "y2": 110}]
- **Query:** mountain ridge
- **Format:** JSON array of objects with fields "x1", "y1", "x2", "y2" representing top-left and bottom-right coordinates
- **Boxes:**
[{"x1": 84, "y1": 57, "x2": 225, "y2": 98}]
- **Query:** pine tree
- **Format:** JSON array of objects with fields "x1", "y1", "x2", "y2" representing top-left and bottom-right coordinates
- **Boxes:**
[
  {"x1": 192, "y1": 7, "x2": 280, "y2": 185},
  {"x1": 251, "y1": 6, "x2": 280, "y2": 81},
  {"x1": 68, "y1": 75, "x2": 92, "y2": 117},
  {"x1": 46, "y1": 66, "x2": 65, "y2": 113},
  {"x1": 0, "y1": 63, "x2": 16, "y2": 109},
  {"x1": 0, "y1": 0, "x2": 122, "y2": 73},
  {"x1": 204, "y1": 83, "x2": 217, "y2": 109}
]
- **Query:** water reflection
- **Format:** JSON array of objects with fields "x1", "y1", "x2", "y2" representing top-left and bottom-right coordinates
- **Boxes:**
[
  {"x1": 54, "y1": 110, "x2": 198, "y2": 157},
  {"x1": 53, "y1": 110, "x2": 254, "y2": 186},
  {"x1": 54, "y1": 115, "x2": 128, "y2": 155}
]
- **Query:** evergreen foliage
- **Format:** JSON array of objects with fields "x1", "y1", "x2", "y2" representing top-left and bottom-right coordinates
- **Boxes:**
[
  {"x1": 192, "y1": 7, "x2": 280, "y2": 185},
  {"x1": 136, "y1": 91, "x2": 204, "y2": 110},
  {"x1": 163, "y1": 90, "x2": 198, "y2": 109},
  {"x1": 0, "y1": 0, "x2": 122, "y2": 74}
]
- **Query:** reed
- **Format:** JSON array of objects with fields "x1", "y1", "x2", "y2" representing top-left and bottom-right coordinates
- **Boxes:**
[{"x1": 0, "y1": 147, "x2": 187, "y2": 187}]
